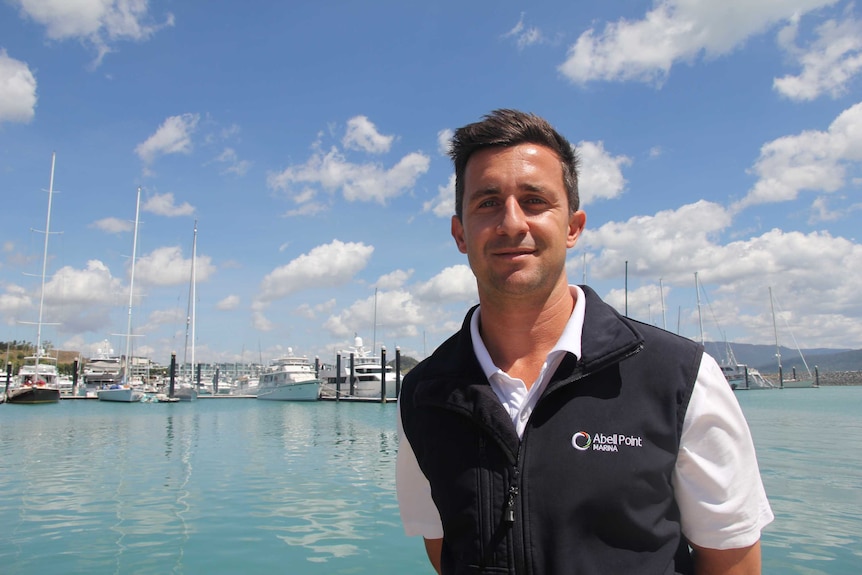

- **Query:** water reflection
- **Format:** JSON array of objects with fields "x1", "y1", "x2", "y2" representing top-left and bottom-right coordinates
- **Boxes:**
[
  {"x1": 0, "y1": 400, "x2": 418, "y2": 574},
  {"x1": 738, "y1": 388, "x2": 862, "y2": 574}
]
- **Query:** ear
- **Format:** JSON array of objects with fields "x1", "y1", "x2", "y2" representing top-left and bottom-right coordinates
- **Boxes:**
[
  {"x1": 567, "y1": 210, "x2": 586, "y2": 249},
  {"x1": 451, "y1": 215, "x2": 468, "y2": 254}
]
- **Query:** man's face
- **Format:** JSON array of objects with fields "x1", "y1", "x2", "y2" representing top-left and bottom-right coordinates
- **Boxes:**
[{"x1": 451, "y1": 143, "x2": 585, "y2": 300}]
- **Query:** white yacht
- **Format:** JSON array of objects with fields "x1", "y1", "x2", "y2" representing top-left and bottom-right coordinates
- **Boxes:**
[
  {"x1": 82, "y1": 341, "x2": 123, "y2": 397},
  {"x1": 231, "y1": 375, "x2": 259, "y2": 397},
  {"x1": 97, "y1": 188, "x2": 144, "y2": 404},
  {"x1": 720, "y1": 363, "x2": 775, "y2": 390},
  {"x1": 257, "y1": 350, "x2": 321, "y2": 401},
  {"x1": 96, "y1": 385, "x2": 144, "y2": 403},
  {"x1": 319, "y1": 336, "x2": 398, "y2": 399}
]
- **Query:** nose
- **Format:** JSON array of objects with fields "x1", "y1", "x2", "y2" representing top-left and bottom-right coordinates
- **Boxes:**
[{"x1": 497, "y1": 196, "x2": 529, "y2": 236}]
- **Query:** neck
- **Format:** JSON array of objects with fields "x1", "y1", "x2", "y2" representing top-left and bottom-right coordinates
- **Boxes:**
[{"x1": 478, "y1": 281, "x2": 575, "y2": 387}]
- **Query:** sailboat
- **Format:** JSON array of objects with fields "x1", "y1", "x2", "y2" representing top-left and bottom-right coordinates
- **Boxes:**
[
  {"x1": 6, "y1": 153, "x2": 62, "y2": 405},
  {"x1": 97, "y1": 187, "x2": 144, "y2": 403},
  {"x1": 694, "y1": 272, "x2": 774, "y2": 391},
  {"x1": 173, "y1": 221, "x2": 199, "y2": 401},
  {"x1": 769, "y1": 287, "x2": 817, "y2": 389}
]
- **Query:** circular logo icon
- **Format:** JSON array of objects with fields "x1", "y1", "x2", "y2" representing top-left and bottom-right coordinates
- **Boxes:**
[{"x1": 571, "y1": 431, "x2": 592, "y2": 451}]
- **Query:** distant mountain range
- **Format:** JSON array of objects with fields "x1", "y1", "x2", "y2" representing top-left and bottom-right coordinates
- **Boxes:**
[{"x1": 702, "y1": 341, "x2": 862, "y2": 373}]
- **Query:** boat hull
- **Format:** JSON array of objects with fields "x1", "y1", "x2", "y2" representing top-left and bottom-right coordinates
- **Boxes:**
[
  {"x1": 256, "y1": 380, "x2": 321, "y2": 401},
  {"x1": 172, "y1": 387, "x2": 198, "y2": 402},
  {"x1": 6, "y1": 385, "x2": 61, "y2": 404},
  {"x1": 779, "y1": 379, "x2": 817, "y2": 389},
  {"x1": 97, "y1": 387, "x2": 144, "y2": 402}
]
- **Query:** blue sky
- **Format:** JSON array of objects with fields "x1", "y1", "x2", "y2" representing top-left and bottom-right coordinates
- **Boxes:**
[{"x1": 1, "y1": 0, "x2": 861, "y2": 368}]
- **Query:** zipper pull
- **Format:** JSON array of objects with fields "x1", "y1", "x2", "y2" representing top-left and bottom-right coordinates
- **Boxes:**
[{"x1": 504, "y1": 485, "x2": 519, "y2": 523}]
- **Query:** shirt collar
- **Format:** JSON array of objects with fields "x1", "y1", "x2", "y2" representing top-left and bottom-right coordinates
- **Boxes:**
[{"x1": 471, "y1": 285, "x2": 586, "y2": 381}]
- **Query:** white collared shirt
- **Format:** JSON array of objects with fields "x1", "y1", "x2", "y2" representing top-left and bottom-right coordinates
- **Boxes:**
[{"x1": 470, "y1": 285, "x2": 585, "y2": 438}]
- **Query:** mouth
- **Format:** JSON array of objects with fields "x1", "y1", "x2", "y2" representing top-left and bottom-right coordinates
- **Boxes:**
[{"x1": 491, "y1": 246, "x2": 536, "y2": 258}]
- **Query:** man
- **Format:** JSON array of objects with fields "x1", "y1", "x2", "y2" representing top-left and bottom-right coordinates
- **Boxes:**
[{"x1": 396, "y1": 109, "x2": 773, "y2": 574}]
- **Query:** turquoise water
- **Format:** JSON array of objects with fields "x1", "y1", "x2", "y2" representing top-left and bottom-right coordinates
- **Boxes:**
[
  {"x1": 736, "y1": 387, "x2": 862, "y2": 574},
  {"x1": 1, "y1": 387, "x2": 860, "y2": 574}
]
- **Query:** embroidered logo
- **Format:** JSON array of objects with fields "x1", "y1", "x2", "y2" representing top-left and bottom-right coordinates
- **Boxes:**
[
  {"x1": 571, "y1": 431, "x2": 644, "y2": 452},
  {"x1": 571, "y1": 431, "x2": 592, "y2": 451}
]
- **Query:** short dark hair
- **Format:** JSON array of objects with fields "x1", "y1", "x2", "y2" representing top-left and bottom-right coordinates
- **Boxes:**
[{"x1": 449, "y1": 109, "x2": 579, "y2": 219}]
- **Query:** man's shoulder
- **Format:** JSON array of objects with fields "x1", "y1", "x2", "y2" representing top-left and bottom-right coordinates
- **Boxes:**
[{"x1": 404, "y1": 327, "x2": 469, "y2": 385}]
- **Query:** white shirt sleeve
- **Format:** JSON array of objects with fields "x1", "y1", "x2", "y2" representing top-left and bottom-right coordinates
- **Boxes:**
[
  {"x1": 673, "y1": 353, "x2": 775, "y2": 549},
  {"x1": 395, "y1": 402, "x2": 444, "y2": 538}
]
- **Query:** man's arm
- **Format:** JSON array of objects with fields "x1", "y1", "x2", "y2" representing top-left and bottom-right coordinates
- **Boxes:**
[
  {"x1": 691, "y1": 541, "x2": 761, "y2": 575},
  {"x1": 423, "y1": 537, "x2": 443, "y2": 574}
]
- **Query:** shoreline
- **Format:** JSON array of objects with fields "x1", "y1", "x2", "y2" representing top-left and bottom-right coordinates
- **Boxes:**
[{"x1": 760, "y1": 370, "x2": 862, "y2": 386}]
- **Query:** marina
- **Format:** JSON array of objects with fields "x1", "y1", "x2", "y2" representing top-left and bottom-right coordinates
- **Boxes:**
[{"x1": 0, "y1": 386, "x2": 860, "y2": 574}]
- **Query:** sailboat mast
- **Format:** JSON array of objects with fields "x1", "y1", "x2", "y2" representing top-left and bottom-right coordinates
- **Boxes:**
[
  {"x1": 35, "y1": 152, "x2": 57, "y2": 368},
  {"x1": 695, "y1": 272, "x2": 705, "y2": 345},
  {"x1": 190, "y1": 220, "x2": 197, "y2": 378},
  {"x1": 659, "y1": 278, "x2": 667, "y2": 330},
  {"x1": 769, "y1": 286, "x2": 781, "y2": 371},
  {"x1": 124, "y1": 187, "x2": 141, "y2": 383}
]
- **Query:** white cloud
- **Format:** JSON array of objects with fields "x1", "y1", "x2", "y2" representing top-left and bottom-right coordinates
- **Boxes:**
[
  {"x1": 0, "y1": 284, "x2": 31, "y2": 322},
  {"x1": 11, "y1": 0, "x2": 174, "y2": 66},
  {"x1": 215, "y1": 294, "x2": 240, "y2": 311},
  {"x1": 40, "y1": 260, "x2": 123, "y2": 333},
  {"x1": 414, "y1": 265, "x2": 478, "y2": 304},
  {"x1": 44, "y1": 260, "x2": 121, "y2": 304},
  {"x1": 423, "y1": 174, "x2": 456, "y2": 218},
  {"x1": 504, "y1": 13, "x2": 544, "y2": 49},
  {"x1": 135, "y1": 246, "x2": 215, "y2": 287},
  {"x1": 559, "y1": 0, "x2": 837, "y2": 85},
  {"x1": 323, "y1": 289, "x2": 425, "y2": 340},
  {"x1": 583, "y1": 200, "x2": 733, "y2": 280},
  {"x1": 774, "y1": 14, "x2": 862, "y2": 101},
  {"x1": 256, "y1": 239, "x2": 374, "y2": 304},
  {"x1": 437, "y1": 128, "x2": 453, "y2": 156},
  {"x1": 142, "y1": 192, "x2": 196, "y2": 217},
  {"x1": 143, "y1": 307, "x2": 184, "y2": 327},
  {"x1": 374, "y1": 269, "x2": 413, "y2": 290},
  {"x1": 342, "y1": 116, "x2": 394, "y2": 154},
  {"x1": 135, "y1": 113, "x2": 200, "y2": 164},
  {"x1": 577, "y1": 140, "x2": 632, "y2": 205},
  {"x1": 269, "y1": 146, "x2": 430, "y2": 205},
  {"x1": 809, "y1": 195, "x2": 862, "y2": 223},
  {"x1": 736, "y1": 100, "x2": 862, "y2": 210},
  {"x1": 0, "y1": 50, "x2": 37, "y2": 124},
  {"x1": 91, "y1": 216, "x2": 133, "y2": 233},
  {"x1": 582, "y1": 202, "x2": 862, "y2": 347},
  {"x1": 214, "y1": 147, "x2": 251, "y2": 176}
]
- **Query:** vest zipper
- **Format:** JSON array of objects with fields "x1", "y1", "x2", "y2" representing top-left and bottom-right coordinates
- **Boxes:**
[
  {"x1": 504, "y1": 466, "x2": 519, "y2": 523},
  {"x1": 509, "y1": 440, "x2": 527, "y2": 573}
]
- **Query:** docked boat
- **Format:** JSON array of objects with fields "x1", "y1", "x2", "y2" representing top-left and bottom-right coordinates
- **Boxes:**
[
  {"x1": 319, "y1": 336, "x2": 398, "y2": 399},
  {"x1": 98, "y1": 187, "x2": 144, "y2": 403},
  {"x1": 96, "y1": 384, "x2": 144, "y2": 403},
  {"x1": 769, "y1": 287, "x2": 817, "y2": 389},
  {"x1": 82, "y1": 341, "x2": 123, "y2": 397},
  {"x1": 172, "y1": 222, "x2": 200, "y2": 403},
  {"x1": 7, "y1": 354, "x2": 61, "y2": 404},
  {"x1": 7, "y1": 154, "x2": 62, "y2": 405},
  {"x1": 231, "y1": 375, "x2": 259, "y2": 396},
  {"x1": 257, "y1": 350, "x2": 321, "y2": 401},
  {"x1": 720, "y1": 363, "x2": 775, "y2": 390},
  {"x1": 172, "y1": 379, "x2": 198, "y2": 402}
]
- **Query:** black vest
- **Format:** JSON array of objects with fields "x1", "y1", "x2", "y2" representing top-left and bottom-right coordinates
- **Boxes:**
[{"x1": 400, "y1": 286, "x2": 702, "y2": 575}]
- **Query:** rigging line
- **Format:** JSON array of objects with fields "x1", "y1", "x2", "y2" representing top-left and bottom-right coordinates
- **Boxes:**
[
  {"x1": 699, "y1": 282, "x2": 728, "y2": 343},
  {"x1": 770, "y1": 291, "x2": 812, "y2": 377}
]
